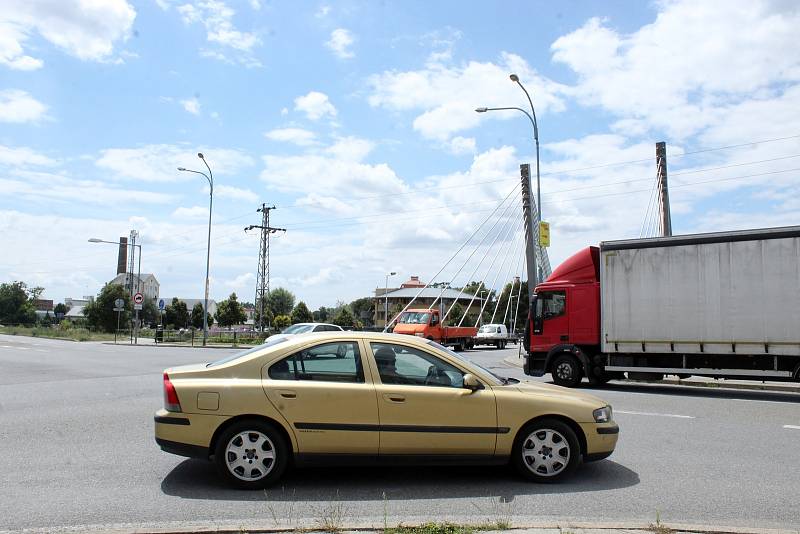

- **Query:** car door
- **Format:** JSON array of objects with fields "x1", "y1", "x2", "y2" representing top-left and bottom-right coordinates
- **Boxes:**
[
  {"x1": 262, "y1": 339, "x2": 379, "y2": 455},
  {"x1": 368, "y1": 341, "x2": 498, "y2": 456}
]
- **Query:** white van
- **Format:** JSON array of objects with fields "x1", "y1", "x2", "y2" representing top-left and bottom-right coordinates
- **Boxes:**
[{"x1": 473, "y1": 323, "x2": 510, "y2": 349}]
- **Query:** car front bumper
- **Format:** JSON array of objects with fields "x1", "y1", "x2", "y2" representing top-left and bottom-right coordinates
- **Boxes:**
[{"x1": 579, "y1": 421, "x2": 619, "y2": 461}]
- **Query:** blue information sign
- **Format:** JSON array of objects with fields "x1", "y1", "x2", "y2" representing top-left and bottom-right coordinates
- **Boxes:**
[{"x1": 158, "y1": 298, "x2": 165, "y2": 310}]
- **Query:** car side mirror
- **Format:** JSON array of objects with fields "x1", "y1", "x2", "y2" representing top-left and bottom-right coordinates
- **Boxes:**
[{"x1": 463, "y1": 373, "x2": 483, "y2": 392}]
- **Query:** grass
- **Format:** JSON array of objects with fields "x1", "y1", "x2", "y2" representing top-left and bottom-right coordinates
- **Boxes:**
[
  {"x1": 385, "y1": 521, "x2": 510, "y2": 534},
  {"x1": 647, "y1": 511, "x2": 673, "y2": 534},
  {"x1": 0, "y1": 325, "x2": 116, "y2": 342}
]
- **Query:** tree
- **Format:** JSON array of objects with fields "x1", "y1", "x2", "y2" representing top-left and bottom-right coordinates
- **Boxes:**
[
  {"x1": 273, "y1": 314, "x2": 291, "y2": 329},
  {"x1": 83, "y1": 284, "x2": 131, "y2": 332},
  {"x1": 444, "y1": 302, "x2": 465, "y2": 325},
  {"x1": 54, "y1": 303, "x2": 69, "y2": 317},
  {"x1": 215, "y1": 292, "x2": 247, "y2": 327},
  {"x1": 190, "y1": 302, "x2": 213, "y2": 329},
  {"x1": 0, "y1": 281, "x2": 37, "y2": 325},
  {"x1": 349, "y1": 297, "x2": 374, "y2": 327},
  {"x1": 165, "y1": 298, "x2": 189, "y2": 328},
  {"x1": 290, "y1": 301, "x2": 313, "y2": 324},
  {"x1": 332, "y1": 307, "x2": 355, "y2": 328},
  {"x1": 312, "y1": 306, "x2": 329, "y2": 322},
  {"x1": 253, "y1": 296, "x2": 274, "y2": 328},
  {"x1": 141, "y1": 299, "x2": 158, "y2": 327},
  {"x1": 267, "y1": 287, "x2": 295, "y2": 316}
]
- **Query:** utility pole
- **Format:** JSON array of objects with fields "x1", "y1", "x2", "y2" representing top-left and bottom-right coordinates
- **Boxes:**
[
  {"x1": 520, "y1": 164, "x2": 538, "y2": 302},
  {"x1": 245, "y1": 204, "x2": 285, "y2": 333},
  {"x1": 656, "y1": 141, "x2": 673, "y2": 237},
  {"x1": 127, "y1": 230, "x2": 138, "y2": 344}
]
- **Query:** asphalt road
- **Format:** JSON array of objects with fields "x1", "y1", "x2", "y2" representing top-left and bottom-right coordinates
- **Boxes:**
[{"x1": 1, "y1": 334, "x2": 799, "y2": 532}]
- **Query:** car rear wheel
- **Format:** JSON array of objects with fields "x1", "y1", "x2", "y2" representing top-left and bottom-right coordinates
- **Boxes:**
[
  {"x1": 551, "y1": 354, "x2": 582, "y2": 387},
  {"x1": 214, "y1": 420, "x2": 288, "y2": 489},
  {"x1": 512, "y1": 419, "x2": 580, "y2": 482}
]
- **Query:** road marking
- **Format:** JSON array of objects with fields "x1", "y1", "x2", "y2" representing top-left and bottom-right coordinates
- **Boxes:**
[
  {"x1": 784, "y1": 425, "x2": 800, "y2": 430},
  {"x1": 615, "y1": 410, "x2": 695, "y2": 419}
]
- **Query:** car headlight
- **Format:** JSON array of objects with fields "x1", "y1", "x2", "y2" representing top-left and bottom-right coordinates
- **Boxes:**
[{"x1": 593, "y1": 406, "x2": 613, "y2": 423}]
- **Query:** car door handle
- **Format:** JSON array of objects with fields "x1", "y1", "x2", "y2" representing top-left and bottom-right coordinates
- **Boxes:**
[
  {"x1": 383, "y1": 393, "x2": 405, "y2": 403},
  {"x1": 278, "y1": 390, "x2": 297, "y2": 399}
]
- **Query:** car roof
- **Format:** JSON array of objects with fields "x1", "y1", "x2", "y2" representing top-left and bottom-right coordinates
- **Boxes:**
[{"x1": 294, "y1": 322, "x2": 339, "y2": 327}]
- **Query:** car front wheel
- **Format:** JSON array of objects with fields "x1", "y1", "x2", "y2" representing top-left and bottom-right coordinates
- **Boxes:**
[
  {"x1": 512, "y1": 419, "x2": 581, "y2": 482},
  {"x1": 214, "y1": 420, "x2": 289, "y2": 489}
]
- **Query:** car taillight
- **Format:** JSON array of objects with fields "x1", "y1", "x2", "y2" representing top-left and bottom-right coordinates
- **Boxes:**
[{"x1": 163, "y1": 372, "x2": 181, "y2": 412}]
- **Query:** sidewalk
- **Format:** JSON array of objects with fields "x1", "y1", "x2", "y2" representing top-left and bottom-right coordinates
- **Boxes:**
[{"x1": 503, "y1": 355, "x2": 800, "y2": 394}]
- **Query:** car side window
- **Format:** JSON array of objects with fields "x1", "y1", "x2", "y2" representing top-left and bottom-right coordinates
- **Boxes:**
[
  {"x1": 370, "y1": 342, "x2": 464, "y2": 388},
  {"x1": 268, "y1": 341, "x2": 364, "y2": 383}
]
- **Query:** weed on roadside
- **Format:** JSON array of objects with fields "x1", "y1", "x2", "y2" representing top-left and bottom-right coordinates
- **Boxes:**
[
  {"x1": 385, "y1": 521, "x2": 511, "y2": 534},
  {"x1": 647, "y1": 511, "x2": 673, "y2": 534},
  {"x1": 314, "y1": 491, "x2": 347, "y2": 532}
]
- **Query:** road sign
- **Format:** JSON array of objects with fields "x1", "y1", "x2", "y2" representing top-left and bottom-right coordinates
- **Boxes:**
[
  {"x1": 158, "y1": 298, "x2": 165, "y2": 310},
  {"x1": 113, "y1": 307, "x2": 124, "y2": 312},
  {"x1": 114, "y1": 298, "x2": 125, "y2": 308},
  {"x1": 539, "y1": 221, "x2": 551, "y2": 248},
  {"x1": 133, "y1": 293, "x2": 144, "y2": 305},
  {"x1": 134, "y1": 303, "x2": 143, "y2": 311}
]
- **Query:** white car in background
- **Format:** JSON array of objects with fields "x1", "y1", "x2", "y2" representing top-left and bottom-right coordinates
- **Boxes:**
[
  {"x1": 473, "y1": 323, "x2": 511, "y2": 349},
  {"x1": 280, "y1": 323, "x2": 344, "y2": 335}
]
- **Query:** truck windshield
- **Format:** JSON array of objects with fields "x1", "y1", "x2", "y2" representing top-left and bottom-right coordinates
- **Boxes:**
[
  {"x1": 399, "y1": 312, "x2": 431, "y2": 324},
  {"x1": 479, "y1": 325, "x2": 495, "y2": 333}
]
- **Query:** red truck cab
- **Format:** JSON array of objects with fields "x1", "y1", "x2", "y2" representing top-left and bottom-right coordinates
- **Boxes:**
[{"x1": 525, "y1": 247, "x2": 603, "y2": 385}]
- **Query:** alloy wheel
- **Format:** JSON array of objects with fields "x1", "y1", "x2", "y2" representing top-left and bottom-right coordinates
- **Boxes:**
[
  {"x1": 224, "y1": 430, "x2": 276, "y2": 481},
  {"x1": 521, "y1": 428, "x2": 571, "y2": 477}
]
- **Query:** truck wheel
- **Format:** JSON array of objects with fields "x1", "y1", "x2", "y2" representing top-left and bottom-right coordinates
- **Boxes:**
[
  {"x1": 501, "y1": 341, "x2": 507, "y2": 349},
  {"x1": 512, "y1": 418, "x2": 580, "y2": 482},
  {"x1": 495, "y1": 341, "x2": 501, "y2": 349},
  {"x1": 551, "y1": 354, "x2": 583, "y2": 387}
]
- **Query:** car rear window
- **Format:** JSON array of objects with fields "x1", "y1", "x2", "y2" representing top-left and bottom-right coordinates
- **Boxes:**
[{"x1": 206, "y1": 336, "x2": 289, "y2": 367}]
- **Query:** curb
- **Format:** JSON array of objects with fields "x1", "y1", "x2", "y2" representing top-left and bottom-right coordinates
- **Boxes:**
[
  {"x1": 501, "y1": 356, "x2": 800, "y2": 394},
  {"x1": 101, "y1": 342, "x2": 248, "y2": 349},
  {"x1": 3, "y1": 519, "x2": 797, "y2": 534}
]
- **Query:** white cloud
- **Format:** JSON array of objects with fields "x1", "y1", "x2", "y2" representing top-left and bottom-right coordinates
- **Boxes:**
[
  {"x1": 294, "y1": 91, "x2": 337, "y2": 121},
  {"x1": 315, "y1": 5, "x2": 331, "y2": 18},
  {"x1": 550, "y1": 1, "x2": 800, "y2": 139},
  {"x1": 325, "y1": 28, "x2": 355, "y2": 59},
  {"x1": 0, "y1": 145, "x2": 56, "y2": 167},
  {"x1": 0, "y1": 89, "x2": 48, "y2": 123},
  {"x1": 96, "y1": 144, "x2": 255, "y2": 182},
  {"x1": 264, "y1": 127, "x2": 317, "y2": 146},
  {"x1": 172, "y1": 206, "x2": 208, "y2": 218},
  {"x1": 368, "y1": 52, "x2": 566, "y2": 141},
  {"x1": 223, "y1": 272, "x2": 254, "y2": 290},
  {"x1": 176, "y1": 1, "x2": 261, "y2": 66},
  {"x1": 0, "y1": 0, "x2": 136, "y2": 67},
  {"x1": 181, "y1": 97, "x2": 201, "y2": 115},
  {"x1": 324, "y1": 136, "x2": 374, "y2": 162},
  {"x1": 202, "y1": 184, "x2": 258, "y2": 202},
  {"x1": 448, "y1": 136, "x2": 476, "y2": 155}
]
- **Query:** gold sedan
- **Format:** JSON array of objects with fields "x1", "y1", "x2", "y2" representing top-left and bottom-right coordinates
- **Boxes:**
[{"x1": 154, "y1": 332, "x2": 618, "y2": 488}]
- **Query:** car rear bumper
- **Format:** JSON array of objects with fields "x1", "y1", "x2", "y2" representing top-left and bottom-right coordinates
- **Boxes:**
[{"x1": 156, "y1": 437, "x2": 209, "y2": 459}]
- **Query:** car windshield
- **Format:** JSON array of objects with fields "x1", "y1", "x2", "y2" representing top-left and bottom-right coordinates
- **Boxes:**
[
  {"x1": 282, "y1": 324, "x2": 314, "y2": 334},
  {"x1": 206, "y1": 336, "x2": 289, "y2": 367},
  {"x1": 425, "y1": 340, "x2": 506, "y2": 386},
  {"x1": 399, "y1": 312, "x2": 430, "y2": 324}
]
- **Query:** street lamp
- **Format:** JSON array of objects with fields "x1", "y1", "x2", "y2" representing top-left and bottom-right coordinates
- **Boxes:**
[
  {"x1": 476, "y1": 73, "x2": 542, "y2": 284},
  {"x1": 509, "y1": 295, "x2": 517, "y2": 334},
  {"x1": 88, "y1": 237, "x2": 142, "y2": 344},
  {"x1": 178, "y1": 153, "x2": 213, "y2": 346},
  {"x1": 384, "y1": 271, "x2": 397, "y2": 328}
]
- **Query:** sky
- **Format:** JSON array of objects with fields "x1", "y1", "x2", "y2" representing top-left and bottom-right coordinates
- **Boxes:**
[{"x1": 1, "y1": 0, "x2": 799, "y2": 310}]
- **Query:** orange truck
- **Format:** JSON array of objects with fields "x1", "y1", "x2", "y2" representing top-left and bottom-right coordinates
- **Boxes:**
[{"x1": 391, "y1": 308, "x2": 477, "y2": 351}]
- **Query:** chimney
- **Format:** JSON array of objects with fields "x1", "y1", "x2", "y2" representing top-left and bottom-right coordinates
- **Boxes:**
[{"x1": 117, "y1": 237, "x2": 128, "y2": 275}]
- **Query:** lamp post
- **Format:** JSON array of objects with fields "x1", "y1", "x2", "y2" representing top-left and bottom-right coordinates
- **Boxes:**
[
  {"x1": 509, "y1": 295, "x2": 517, "y2": 334},
  {"x1": 384, "y1": 271, "x2": 396, "y2": 328},
  {"x1": 88, "y1": 237, "x2": 142, "y2": 343},
  {"x1": 178, "y1": 153, "x2": 213, "y2": 346},
  {"x1": 476, "y1": 73, "x2": 542, "y2": 284}
]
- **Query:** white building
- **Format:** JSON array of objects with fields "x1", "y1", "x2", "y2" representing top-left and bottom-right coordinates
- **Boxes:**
[{"x1": 107, "y1": 273, "x2": 160, "y2": 301}]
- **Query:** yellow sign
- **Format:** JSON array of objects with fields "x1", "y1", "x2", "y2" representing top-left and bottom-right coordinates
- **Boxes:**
[{"x1": 539, "y1": 221, "x2": 550, "y2": 247}]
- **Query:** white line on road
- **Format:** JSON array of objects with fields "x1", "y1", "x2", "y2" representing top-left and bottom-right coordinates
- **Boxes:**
[
  {"x1": 615, "y1": 410, "x2": 695, "y2": 419},
  {"x1": 783, "y1": 425, "x2": 800, "y2": 430}
]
